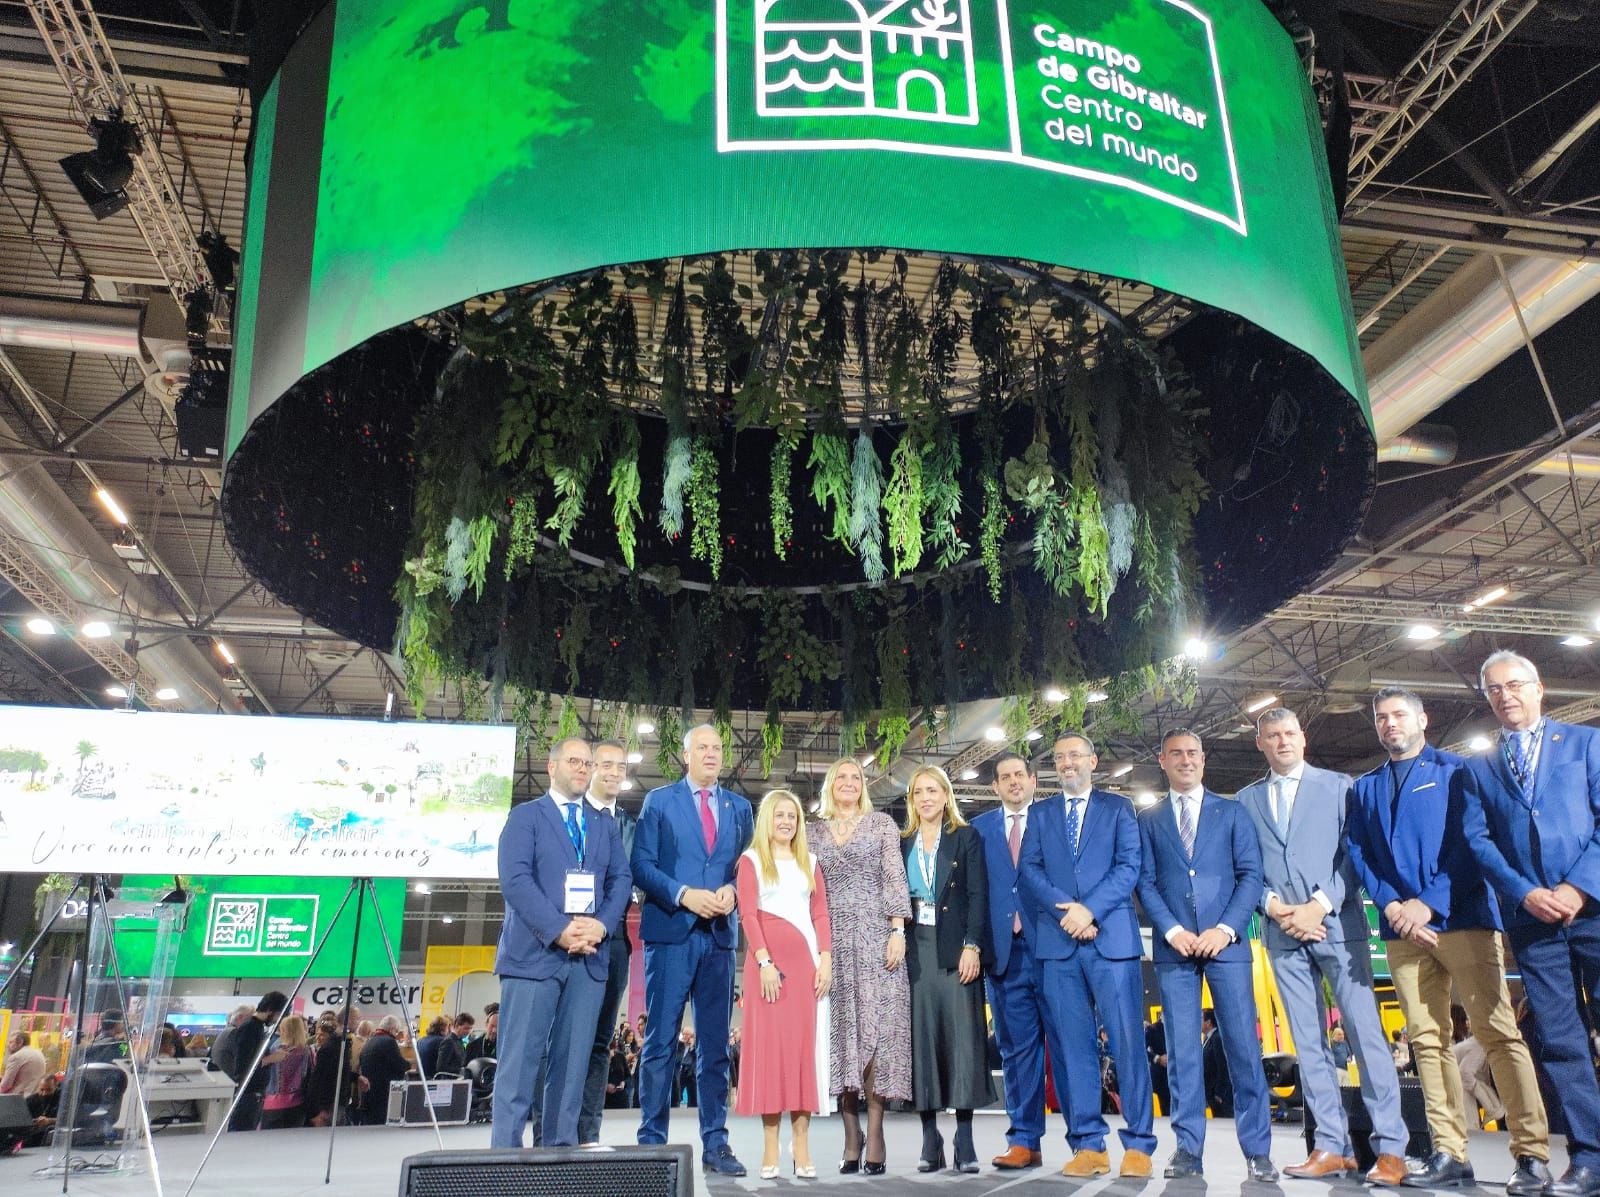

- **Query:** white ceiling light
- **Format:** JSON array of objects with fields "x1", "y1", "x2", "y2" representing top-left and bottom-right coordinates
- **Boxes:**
[
  {"x1": 626, "y1": 751, "x2": 643, "y2": 764},
  {"x1": 80, "y1": 621, "x2": 112, "y2": 639},
  {"x1": 24, "y1": 617, "x2": 56, "y2": 635},
  {"x1": 105, "y1": 685, "x2": 128, "y2": 699},
  {"x1": 1042, "y1": 686, "x2": 1066, "y2": 703},
  {"x1": 635, "y1": 720, "x2": 656, "y2": 736},
  {"x1": 1135, "y1": 791, "x2": 1158, "y2": 806},
  {"x1": 619, "y1": 779, "x2": 634, "y2": 790},
  {"x1": 1467, "y1": 735, "x2": 1492, "y2": 752},
  {"x1": 1024, "y1": 729, "x2": 1042, "y2": 742},
  {"x1": 959, "y1": 768, "x2": 979, "y2": 781},
  {"x1": 1085, "y1": 689, "x2": 1109, "y2": 703},
  {"x1": 1462, "y1": 585, "x2": 1509, "y2": 612},
  {"x1": 215, "y1": 640, "x2": 235, "y2": 664},
  {"x1": 440, "y1": 915, "x2": 455, "y2": 925},
  {"x1": 154, "y1": 687, "x2": 178, "y2": 702},
  {"x1": 1405, "y1": 623, "x2": 1440, "y2": 641},
  {"x1": 1563, "y1": 634, "x2": 1593, "y2": 648},
  {"x1": 1244, "y1": 692, "x2": 1279, "y2": 714},
  {"x1": 1111, "y1": 762, "x2": 1134, "y2": 778},
  {"x1": 983, "y1": 726, "x2": 1006, "y2": 742},
  {"x1": 412, "y1": 882, "x2": 431, "y2": 894},
  {"x1": 96, "y1": 488, "x2": 131, "y2": 526},
  {"x1": 1182, "y1": 637, "x2": 1209, "y2": 661}
]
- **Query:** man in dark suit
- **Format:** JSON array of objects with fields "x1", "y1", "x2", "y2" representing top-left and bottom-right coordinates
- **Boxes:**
[
  {"x1": 1137, "y1": 728, "x2": 1274, "y2": 1180},
  {"x1": 491, "y1": 736, "x2": 631, "y2": 1148},
  {"x1": 1348, "y1": 686, "x2": 1551, "y2": 1194},
  {"x1": 972, "y1": 751, "x2": 1058, "y2": 1170},
  {"x1": 631, "y1": 723, "x2": 754, "y2": 1175},
  {"x1": 530, "y1": 737, "x2": 640, "y2": 1145},
  {"x1": 1019, "y1": 732, "x2": 1155, "y2": 1179},
  {"x1": 1240, "y1": 708, "x2": 1412, "y2": 1186},
  {"x1": 1201, "y1": 1011, "x2": 1233, "y2": 1119},
  {"x1": 1463, "y1": 650, "x2": 1600, "y2": 1197},
  {"x1": 1145, "y1": 1016, "x2": 1170, "y2": 1116}
]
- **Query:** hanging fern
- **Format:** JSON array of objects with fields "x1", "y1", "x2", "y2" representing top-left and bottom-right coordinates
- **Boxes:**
[
  {"x1": 555, "y1": 694, "x2": 581, "y2": 742},
  {"x1": 609, "y1": 417, "x2": 643, "y2": 569},
  {"x1": 883, "y1": 431, "x2": 925, "y2": 577},
  {"x1": 770, "y1": 436, "x2": 795, "y2": 559},
  {"x1": 1033, "y1": 500, "x2": 1078, "y2": 597},
  {"x1": 505, "y1": 493, "x2": 540, "y2": 578},
  {"x1": 660, "y1": 435, "x2": 691, "y2": 538},
  {"x1": 979, "y1": 476, "x2": 1005, "y2": 602},
  {"x1": 688, "y1": 435, "x2": 723, "y2": 579},
  {"x1": 840, "y1": 719, "x2": 868, "y2": 757},
  {"x1": 849, "y1": 430, "x2": 885, "y2": 584},
  {"x1": 875, "y1": 620, "x2": 911, "y2": 768},
  {"x1": 808, "y1": 429, "x2": 852, "y2": 544},
  {"x1": 924, "y1": 430, "x2": 967, "y2": 569},
  {"x1": 658, "y1": 277, "x2": 694, "y2": 538},
  {"x1": 655, "y1": 708, "x2": 684, "y2": 781},
  {"x1": 1074, "y1": 485, "x2": 1114, "y2": 616},
  {"x1": 558, "y1": 602, "x2": 590, "y2": 690},
  {"x1": 761, "y1": 706, "x2": 785, "y2": 779}
]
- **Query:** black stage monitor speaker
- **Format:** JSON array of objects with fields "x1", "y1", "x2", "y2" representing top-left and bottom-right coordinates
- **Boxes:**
[
  {"x1": 399, "y1": 1146, "x2": 693, "y2": 1197},
  {"x1": 1303, "y1": 1077, "x2": 1433, "y2": 1169}
]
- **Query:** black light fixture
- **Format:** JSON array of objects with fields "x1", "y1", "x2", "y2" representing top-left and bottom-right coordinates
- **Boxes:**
[{"x1": 59, "y1": 110, "x2": 140, "y2": 220}]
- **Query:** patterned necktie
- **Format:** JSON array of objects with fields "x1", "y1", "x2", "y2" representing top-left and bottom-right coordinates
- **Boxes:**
[
  {"x1": 1274, "y1": 777, "x2": 1292, "y2": 837},
  {"x1": 1178, "y1": 796, "x2": 1196, "y2": 859},
  {"x1": 564, "y1": 800, "x2": 585, "y2": 861},
  {"x1": 697, "y1": 788, "x2": 717, "y2": 852},
  {"x1": 1008, "y1": 813, "x2": 1023, "y2": 934},
  {"x1": 1507, "y1": 731, "x2": 1533, "y2": 788},
  {"x1": 1064, "y1": 797, "x2": 1081, "y2": 855}
]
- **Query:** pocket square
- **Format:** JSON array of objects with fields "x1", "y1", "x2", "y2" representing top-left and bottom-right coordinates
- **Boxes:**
[{"x1": 1412, "y1": 781, "x2": 1437, "y2": 791}]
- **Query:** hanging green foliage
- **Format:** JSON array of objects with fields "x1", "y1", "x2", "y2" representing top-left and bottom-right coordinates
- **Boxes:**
[
  {"x1": 658, "y1": 277, "x2": 694, "y2": 538},
  {"x1": 875, "y1": 619, "x2": 911, "y2": 768},
  {"x1": 770, "y1": 435, "x2": 796, "y2": 559},
  {"x1": 609, "y1": 417, "x2": 643, "y2": 569},
  {"x1": 840, "y1": 719, "x2": 868, "y2": 757},
  {"x1": 555, "y1": 694, "x2": 581, "y2": 742},
  {"x1": 808, "y1": 430, "x2": 852, "y2": 544},
  {"x1": 761, "y1": 706, "x2": 784, "y2": 779},
  {"x1": 883, "y1": 431, "x2": 925, "y2": 577},
  {"x1": 924, "y1": 427, "x2": 967, "y2": 570},
  {"x1": 688, "y1": 435, "x2": 723, "y2": 580},
  {"x1": 979, "y1": 476, "x2": 1005, "y2": 603},
  {"x1": 505, "y1": 493, "x2": 540, "y2": 579},
  {"x1": 655, "y1": 708, "x2": 684, "y2": 782},
  {"x1": 849, "y1": 430, "x2": 885, "y2": 584}
]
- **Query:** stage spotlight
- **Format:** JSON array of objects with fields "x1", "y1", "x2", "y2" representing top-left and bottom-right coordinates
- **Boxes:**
[
  {"x1": 1024, "y1": 729, "x2": 1042, "y2": 742},
  {"x1": 154, "y1": 686, "x2": 179, "y2": 701},
  {"x1": 1042, "y1": 686, "x2": 1066, "y2": 703},
  {"x1": 59, "y1": 112, "x2": 140, "y2": 220},
  {"x1": 959, "y1": 768, "x2": 979, "y2": 781},
  {"x1": 105, "y1": 685, "x2": 128, "y2": 699},
  {"x1": 1467, "y1": 735, "x2": 1492, "y2": 752},
  {"x1": 81, "y1": 621, "x2": 112, "y2": 639},
  {"x1": 983, "y1": 726, "x2": 1005, "y2": 742},
  {"x1": 636, "y1": 720, "x2": 656, "y2": 736},
  {"x1": 626, "y1": 751, "x2": 643, "y2": 764},
  {"x1": 25, "y1": 617, "x2": 56, "y2": 635},
  {"x1": 1405, "y1": 623, "x2": 1440, "y2": 641},
  {"x1": 1085, "y1": 689, "x2": 1109, "y2": 703},
  {"x1": 1182, "y1": 636, "x2": 1210, "y2": 660}
]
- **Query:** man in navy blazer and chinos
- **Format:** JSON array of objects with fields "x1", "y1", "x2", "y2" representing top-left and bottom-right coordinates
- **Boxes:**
[
  {"x1": 1463, "y1": 651, "x2": 1600, "y2": 1197},
  {"x1": 1018, "y1": 732, "x2": 1156, "y2": 1179},
  {"x1": 1137, "y1": 727, "x2": 1276, "y2": 1181},
  {"x1": 491, "y1": 736, "x2": 631, "y2": 1148},
  {"x1": 630, "y1": 723, "x2": 754, "y2": 1175}
]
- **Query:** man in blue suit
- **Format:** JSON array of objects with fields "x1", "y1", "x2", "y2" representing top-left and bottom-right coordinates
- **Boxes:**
[
  {"x1": 491, "y1": 736, "x2": 631, "y2": 1148},
  {"x1": 1137, "y1": 727, "x2": 1276, "y2": 1181},
  {"x1": 1239, "y1": 708, "x2": 1412, "y2": 1187},
  {"x1": 1348, "y1": 686, "x2": 1550, "y2": 1194},
  {"x1": 1463, "y1": 650, "x2": 1600, "y2": 1197},
  {"x1": 631, "y1": 723, "x2": 754, "y2": 1175},
  {"x1": 1019, "y1": 732, "x2": 1155, "y2": 1179},
  {"x1": 972, "y1": 750, "x2": 1056, "y2": 1170}
]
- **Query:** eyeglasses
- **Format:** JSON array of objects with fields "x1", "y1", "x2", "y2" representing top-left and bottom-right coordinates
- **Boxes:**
[
  {"x1": 1055, "y1": 752, "x2": 1094, "y2": 763},
  {"x1": 559, "y1": 756, "x2": 594, "y2": 770},
  {"x1": 1484, "y1": 679, "x2": 1536, "y2": 697}
]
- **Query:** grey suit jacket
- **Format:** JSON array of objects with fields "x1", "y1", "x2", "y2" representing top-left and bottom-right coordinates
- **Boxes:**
[{"x1": 1237, "y1": 763, "x2": 1367, "y2": 951}]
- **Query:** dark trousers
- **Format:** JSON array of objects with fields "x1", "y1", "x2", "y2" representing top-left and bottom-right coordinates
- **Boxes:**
[
  {"x1": 985, "y1": 933, "x2": 1059, "y2": 1150},
  {"x1": 579, "y1": 932, "x2": 632, "y2": 1142},
  {"x1": 637, "y1": 930, "x2": 733, "y2": 1149},
  {"x1": 228, "y1": 1089, "x2": 264, "y2": 1131},
  {"x1": 1512, "y1": 914, "x2": 1600, "y2": 1169}
]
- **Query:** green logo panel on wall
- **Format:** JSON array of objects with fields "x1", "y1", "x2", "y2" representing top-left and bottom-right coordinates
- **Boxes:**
[
  {"x1": 230, "y1": 0, "x2": 1364, "y2": 453},
  {"x1": 115, "y1": 876, "x2": 405, "y2": 979}
]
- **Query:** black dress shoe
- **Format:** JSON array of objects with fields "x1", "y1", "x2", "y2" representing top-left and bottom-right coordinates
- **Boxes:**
[
  {"x1": 1164, "y1": 1148, "x2": 1204, "y2": 1179},
  {"x1": 860, "y1": 1160, "x2": 886, "y2": 1176},
  {"x1": 838, "y1": 1150, "x2": 862, "y2": 1176},
  {"x1": 703, "y1": 1147, "x2": 748, "y2": 1177},
  {"x1": 1545, "y1": 1164, "x2": 1600, "y2": 1197},
  {"x1": 1505, "y1": 1155, "x2": 1551, "y2": 1196},
  {"x1": 917, "y1": 1151, "x2": 946, "y2": 1174},
  {"x1": 1403, "y1": 1150, "x2": 1475, "y2": 1188},
  {"x1": 1247, "y1": 1155, "x2": 1279, "y2": 1182}
]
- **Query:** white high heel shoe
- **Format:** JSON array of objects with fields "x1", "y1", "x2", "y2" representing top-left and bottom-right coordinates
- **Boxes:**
[
  {"x1": 791, "y1": 1144, "x2": 817, "y2": 1179},
  {"x1": 759, "y1": 1163, "x2": 780, "y2": 1180}
]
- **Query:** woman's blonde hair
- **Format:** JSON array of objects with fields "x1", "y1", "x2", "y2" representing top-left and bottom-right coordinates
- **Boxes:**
[
  {"x1": 815, "y1": 758, "x2": 870, "y2": 819},
  {"x1": 901, "y1": 765, "x2": 967, "y2": 836},
  {"x1": 277, "y1": 1014, "x2": 309, "y2": 1050},
  {"x1": 752, "y1": 789, "x2": 814, "y2": 891}
]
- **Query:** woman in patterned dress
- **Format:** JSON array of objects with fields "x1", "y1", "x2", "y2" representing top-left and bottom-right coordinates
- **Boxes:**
[{"x1": 809, "y1": 758, "x2": 911, "y2": 1174}]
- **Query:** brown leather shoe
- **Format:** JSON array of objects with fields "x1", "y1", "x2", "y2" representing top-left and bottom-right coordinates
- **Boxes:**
[
  {"x1": 1061, "y1": 1149, "x2": 1110, "y2": 1177},
  {"x1": 992, "y1": 1145, "x2": 1043, "y2": 1170},
  {"x1": 1283, "y1": 1149, "x2": 1356, "y2": 1179},
  {"x1": 1366, "y1": 1154, "x2": 1409, "y2": 1187},
  {"x1": 1120, "y1": 1150, "x2": 1154, "y2": 1178}
]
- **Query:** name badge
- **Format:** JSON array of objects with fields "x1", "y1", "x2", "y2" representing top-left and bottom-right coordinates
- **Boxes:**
[
  {"x1": 915, "y1": 900, "x2": 938, "y2": 927},
  {"x1": 564, "y1": 869, "x2": 596, "y2": 915}
]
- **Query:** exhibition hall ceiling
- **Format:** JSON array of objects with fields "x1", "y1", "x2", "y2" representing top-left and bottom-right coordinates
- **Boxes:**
[{"x1": 0, "y1": 0, "x2": 1597, "y2": 802}]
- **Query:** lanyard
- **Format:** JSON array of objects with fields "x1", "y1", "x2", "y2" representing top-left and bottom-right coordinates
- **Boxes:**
[
  {"x1": 917, "y1": 830, "x2": 940, "y2": 894},
  {"x1": 1504, "y1": 721, "x2": 1545, "y2": 792}
]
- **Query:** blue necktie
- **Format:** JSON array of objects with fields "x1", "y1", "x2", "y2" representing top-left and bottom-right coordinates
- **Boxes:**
[
  {"x1": 1507, "y1": 732, "x2": 1533, "y2": 789},
  {"x1": 564, "y1": 801, "x2": 585, "y2": 862},
  {"x1": 1064, "y1": 797, "x2": 1082, "y2": 854}
]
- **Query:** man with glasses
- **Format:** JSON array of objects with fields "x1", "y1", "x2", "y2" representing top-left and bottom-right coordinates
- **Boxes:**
[
  {"x1": 1464, "y1": 651, "x2": 1600, "y2": 1197},
  {"x1": 1347, "y1": 686, "x2": 1550, "y2": 1194},
  {"x1": 491, "y1": 736, "x2": 630, "y2": 1148},
  {"x1": 631, "y1": 724, "x2": 754, "y2": 1174}
]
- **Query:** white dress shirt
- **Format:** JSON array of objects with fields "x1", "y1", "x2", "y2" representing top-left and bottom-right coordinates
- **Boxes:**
[
  {"x1": 1262, "y1": 764, "x2": 1334, "y2": 915},
  {"x1": 1163, "y1": 788, "x2": 1238, "y2": 945}
]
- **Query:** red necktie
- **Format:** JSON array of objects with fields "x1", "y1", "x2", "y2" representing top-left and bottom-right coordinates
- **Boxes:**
[
  {"x1": 698, "y1": 788, "x2": 717, "y2": 852},
  {"x1": 1008, "y1": 813, "x2": 1022, "y2": 934}
]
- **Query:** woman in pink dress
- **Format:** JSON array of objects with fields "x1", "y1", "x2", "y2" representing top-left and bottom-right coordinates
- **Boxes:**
[{"x1": 736, "y1": 789, "x2": 833, "y2": 1178}]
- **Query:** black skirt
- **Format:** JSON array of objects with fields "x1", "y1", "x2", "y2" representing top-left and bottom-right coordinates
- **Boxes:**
[{"x1": 907, "y1": 924, "x2": 996, "y2": 1112}]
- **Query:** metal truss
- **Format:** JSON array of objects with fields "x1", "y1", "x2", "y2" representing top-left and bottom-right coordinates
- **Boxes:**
[
  {"x1": 0, "y1": 628, "x2": 92, "y2": 705},
  {"x1": 1345, "y1": 0, "x2": 1541, "y2": 204},
  {"x1": 0, "y1": 523, "x2": 139, "y2": 682},
  {"x1": 1273, "y1": 593, "x2": 1592, "y2": 639},
  {"x1": 23, "y1": 0, "x2": 217, "y2": 321}
]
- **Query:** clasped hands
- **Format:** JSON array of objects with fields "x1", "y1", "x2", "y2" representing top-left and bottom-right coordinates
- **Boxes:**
[
  {"x1": 1167, "y1": 927, "x2": 1233, "y2": 959},
  {"x1": 1056, "y1": 901, "x2": 1098, "y2": 941},
  {"x1": 1384, "y1": 897, "x2": 1439, "y2": 946},
  {"x1": 1524, "y1": 881, "x2": 1588, "y2": 925},
  {"x1": 681, "y1": 884, "x2": 737, "y2": 920},
  {"x1": 1266, "y1": 895, "x2": 1327, "y2": 942},
  {"x1": 556, "y1": 915, "x2": 608, "y2": 955}
]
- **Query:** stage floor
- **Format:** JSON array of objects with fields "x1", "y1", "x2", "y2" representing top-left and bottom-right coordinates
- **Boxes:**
[{"x1": 2, "y1": 1111, "x2": 1568, "y2": 1197}]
